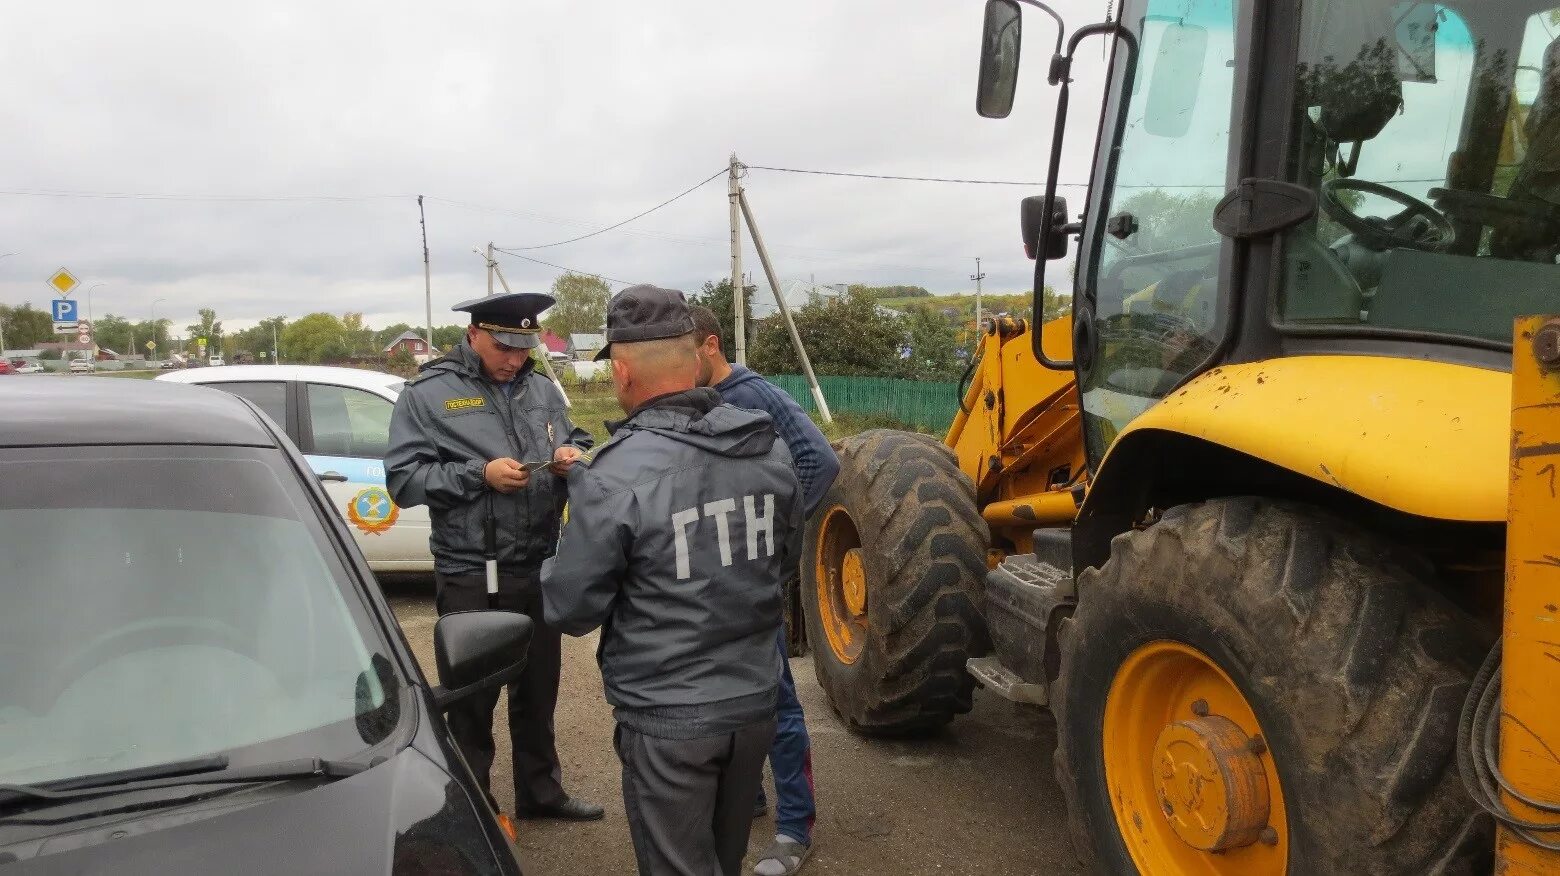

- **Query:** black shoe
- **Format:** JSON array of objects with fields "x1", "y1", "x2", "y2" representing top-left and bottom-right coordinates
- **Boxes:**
[{"x1": 517, "y1": 798, "x2": 605, "y2": 821}]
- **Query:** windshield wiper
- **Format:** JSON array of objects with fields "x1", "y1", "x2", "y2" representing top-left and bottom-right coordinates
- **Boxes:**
[{"x1": 0, "y1": 756, "x2": 368, "y2": 812}]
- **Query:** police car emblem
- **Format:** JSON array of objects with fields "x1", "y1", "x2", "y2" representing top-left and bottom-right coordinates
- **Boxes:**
[{"x1": 347, "y1": 486, "x2": 400, "y2": 535}]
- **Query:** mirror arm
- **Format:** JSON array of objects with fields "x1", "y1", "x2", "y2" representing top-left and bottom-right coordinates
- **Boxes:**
[
  {"x1": 1031, "y1": 20, "x2": 1140, "y2": 373},
  {"x1": 1014, "y1": 0, "x2": 1065, "y2": 57},
  {"x1": 431, "y1": 660, "x2": 526, "y2": 711}
]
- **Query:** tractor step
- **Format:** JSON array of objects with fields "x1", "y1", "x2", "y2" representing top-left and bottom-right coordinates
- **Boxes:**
[
  {"x1": 966, "y1": 656, "x2": 1049, "y2": 705},
  {"x1": 979, "y1": 550, "x2": 1075, "y2": 695}
]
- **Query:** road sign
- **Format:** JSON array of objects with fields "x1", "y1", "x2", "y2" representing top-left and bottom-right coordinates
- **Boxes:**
[
  {"x1": 48, "y1": 269, "x2": 79, "y2": 296},
  {"x1": 77, "y1": 331, "x2": 90, "y2": 344},
  {"x1": 51, "y1": 299, "x2": 79, "y2": 323},
  {"x1": 145, "y1": 341, "x2": 157, "y2": 351}
]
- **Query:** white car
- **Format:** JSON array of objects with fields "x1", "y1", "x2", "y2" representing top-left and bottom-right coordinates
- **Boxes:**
[
  {"x1": 157, "y1": 365, "x2": 432, "y2": 573},
  {"x1": 68, "y1": 359, "x2": 96, "y2": 373},
  {"x1": 12, "y1": 362, "x2": 44, "y2": 374},
  {"x1": 208, "y1": 356, "x2": 225, "y2": 367}
]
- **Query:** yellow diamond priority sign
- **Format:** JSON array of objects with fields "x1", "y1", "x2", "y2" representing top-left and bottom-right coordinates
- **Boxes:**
[{"x1": 48, "y1": 268, "x2": 79, "y2": 296}]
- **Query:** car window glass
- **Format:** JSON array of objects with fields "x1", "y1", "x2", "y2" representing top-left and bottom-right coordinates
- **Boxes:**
[
  {"x1": 208, "y1": 381, "x2": 287, "y2": 428},
  {"x1": 308, "y1": 384, "x2": 393, "y2": 459}
]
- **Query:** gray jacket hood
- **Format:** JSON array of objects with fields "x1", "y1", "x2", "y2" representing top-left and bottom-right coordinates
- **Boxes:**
[{"x1": 607, "y1": 387, "x2": 778, "y2": 461}]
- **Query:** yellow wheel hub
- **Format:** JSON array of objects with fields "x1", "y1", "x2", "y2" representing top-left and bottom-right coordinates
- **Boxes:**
[
  {"x1": 841, "y1": 549, "x2": 868, "y2": 617},
  {"x1": 1104, "y1": 640, "x2": 1287, "y2": 874},
  {"x1": 814, "y1": 506, "x2": 869, "y2": 664}
]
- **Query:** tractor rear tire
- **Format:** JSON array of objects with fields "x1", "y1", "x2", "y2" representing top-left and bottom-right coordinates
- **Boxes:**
[
  {"x1": 801, "y1": 430, "x2": 990, "y2": 735},
  {"x1": 1052, "y1": 498, "x2": 1491, "y2": 875}
]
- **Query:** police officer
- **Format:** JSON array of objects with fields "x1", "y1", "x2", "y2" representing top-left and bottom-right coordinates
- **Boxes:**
[
  {"x1": 386, "y1": 291, "x2": 604, "y2": 830},
  {"x1": 542, "y1": 285, "x2": 803, "y2": 876}
]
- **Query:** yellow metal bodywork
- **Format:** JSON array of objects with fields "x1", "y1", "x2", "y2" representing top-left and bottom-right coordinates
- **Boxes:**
[
  {"x1": 1497, "y1": 317, "x2": 1560, "y2": 874},
  {"x1": 1104, "y1": 640, "x2": 1287, "y2": 874},
  {"x1": 1108, "y1": 355, "x2": 1512, "y2": 523},
  {"x1": 946, "y1": 316, "x2": 1086, "y2": 553}
]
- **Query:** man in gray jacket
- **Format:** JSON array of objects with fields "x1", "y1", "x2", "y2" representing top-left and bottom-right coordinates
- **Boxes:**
[
  {"x1": 386, "y1": 291, "x2": 603, "y2": 830},
  {"x1": 543, "y1": 285, "x2": 803, "y2": 876}
]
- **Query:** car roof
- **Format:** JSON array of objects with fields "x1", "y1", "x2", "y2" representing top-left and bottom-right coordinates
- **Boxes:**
[
  {"x1": 155, "y1": 364, "x2": 406, "y2": 394},
  {"x1": 0, "y1": 377, "x2": 281, "y2": 448}
]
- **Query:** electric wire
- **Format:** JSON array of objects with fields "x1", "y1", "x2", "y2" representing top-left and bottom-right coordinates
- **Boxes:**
[
  {"x1": 501, "y1": 167, "x2": 727, "y2": 250},
  {"x1": 490, "y1": 247, "x2": 637, "y2": 287},
  {"x1": 1456, "y1": 639, "x2": 1560, "y2": 852}
]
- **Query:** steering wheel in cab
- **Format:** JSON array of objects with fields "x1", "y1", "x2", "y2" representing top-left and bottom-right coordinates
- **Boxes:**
[{"x1": 1320, "y1": 178, "x2": 1457, "y2": 252}]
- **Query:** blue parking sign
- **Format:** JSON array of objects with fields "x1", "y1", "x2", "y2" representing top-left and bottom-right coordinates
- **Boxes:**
[{"x1": 52, "y1": 299, "x2": 78, "y2": 322}]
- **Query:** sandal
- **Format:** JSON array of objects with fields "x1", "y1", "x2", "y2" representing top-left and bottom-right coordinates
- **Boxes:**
[{"x1": 752, "y1": 835, "x2": 811, "y2": 876}]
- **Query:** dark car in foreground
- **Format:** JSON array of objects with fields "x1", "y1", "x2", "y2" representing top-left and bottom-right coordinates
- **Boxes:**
[{"x1": 0, "y1": 378, "x2": 529, "y2": 874}]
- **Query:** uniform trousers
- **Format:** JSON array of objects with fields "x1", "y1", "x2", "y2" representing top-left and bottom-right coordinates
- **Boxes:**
[{"x1": 435, "y1": 570, "x2": 567, "y2": 813}]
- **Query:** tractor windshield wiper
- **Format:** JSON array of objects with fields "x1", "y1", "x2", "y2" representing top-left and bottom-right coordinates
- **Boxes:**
[{"x1": 0, "y1": 756, "x2": 368, "y2": 814}]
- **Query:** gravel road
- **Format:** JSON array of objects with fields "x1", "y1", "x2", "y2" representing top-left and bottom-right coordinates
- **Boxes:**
[{"x1": 384, "y1": 579, "x2": 1082, "y2": 876}]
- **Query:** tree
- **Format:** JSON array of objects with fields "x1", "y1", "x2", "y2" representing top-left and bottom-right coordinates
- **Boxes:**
[
  {"x1": 385, "y1": 346, "x2": 418, "y2": 377},
  {"x1": 543, "y1": 273, "x2": 611, "y2": 338},
  {"x1": 185, "y1": 308, "x2": 223, "y2": 350},
  {"x1": 687, "y1": 279, "x2": 755, "y2": 356},
  {"x1": 750, "y1": 288, "x2": 902, "y2": 377},
  {"x1": 375, "y1": 322, "x2": 415, "y2": 349},
  {"x1": 897, "y1": 304, "x2": 963, "y2": 380},
  {"x1": 341, "y1": 312, "x2": 372, "y2": 356},
  {"x1": 93, "y1": 315, "x2": 134, "y2": 353},
  {"x1": 432, "y1": 324, "x2": 466, "y2": 351},
  {"x1": 0, "y1": 303, "x2": 54, "y2": 349},
  {"x1": 849, "y1": 284, "x2": 932, "y2": 300},
  {"x1": 281, "y1": 313, "x2": 347, "y2": 363},
  {"x1": 232, "y1": 317, "x2": 287, "y2": 361}
]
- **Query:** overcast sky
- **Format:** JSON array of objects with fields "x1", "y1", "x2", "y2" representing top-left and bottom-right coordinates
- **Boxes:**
[{"x1": 0, "y1": 0, "x2": 1110, "y2": 333}]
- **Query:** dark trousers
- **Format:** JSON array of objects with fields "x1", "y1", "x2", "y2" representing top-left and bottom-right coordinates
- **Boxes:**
[
  {"x1": 615, "y1": 719, "x2": 777, "y2": 876},
  {"x1": 435, "y1": 570, "x2": 567, "y2": 813}
]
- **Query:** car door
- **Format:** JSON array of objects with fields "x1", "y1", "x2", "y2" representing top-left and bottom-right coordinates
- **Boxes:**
[{"x1": 299, "y1": 381, "x2": 433, "y2": 572}]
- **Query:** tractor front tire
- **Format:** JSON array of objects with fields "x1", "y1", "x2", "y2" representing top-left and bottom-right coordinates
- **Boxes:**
[
  {"x1": 801, "y1": 430, "x2": 990, "y2": 735},
  {"x1": 1052, "y1": 498, "x2": 1491, "y2": 875}
]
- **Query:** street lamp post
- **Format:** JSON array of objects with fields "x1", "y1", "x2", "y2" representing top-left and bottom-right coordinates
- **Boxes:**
[
  {"x1": 83, "y1": 283, "x2": 105, "y2": 331},
  {"x1": 150, "y1": 298, "x2": 165, "y2": 365}
]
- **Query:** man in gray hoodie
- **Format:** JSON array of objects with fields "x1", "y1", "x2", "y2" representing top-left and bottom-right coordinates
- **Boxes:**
[{"x1": 542, "y1": 286, "x2": 803, "y2": 876}]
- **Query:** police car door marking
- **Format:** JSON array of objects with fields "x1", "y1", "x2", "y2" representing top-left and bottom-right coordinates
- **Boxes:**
[{"x1": 673, "y1": 494, "x2": 776, "y2": 580}]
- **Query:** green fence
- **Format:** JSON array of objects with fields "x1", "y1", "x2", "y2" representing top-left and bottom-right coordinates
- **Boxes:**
[{"x1": 768, "y1": 375, "x2": 959, "y2": 435}]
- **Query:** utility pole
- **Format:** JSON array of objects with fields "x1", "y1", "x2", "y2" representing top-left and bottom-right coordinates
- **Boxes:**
[
  {"x1": 419, "y1": 196, "x2": 434, "y2": 349},
  {"x1": 486, "y1": 242, "x2": 495, "y2": 297},
  {"x1": 970, "y1": 257, "x2": 986, "y2": 335},
  {"x1": 728, "y1": 154, "x2": 746, "y2": 366},
  {"x1": 736, "y1": 187, "x2": 833, "y2": 424},
  {"x1": 272, "y1": 320, "x2": 280, "y2": 364}
]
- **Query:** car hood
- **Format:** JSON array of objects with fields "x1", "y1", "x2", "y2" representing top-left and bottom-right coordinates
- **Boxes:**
[{"x1": 0, "y1": 747, "x2": 512, "y2": 875}]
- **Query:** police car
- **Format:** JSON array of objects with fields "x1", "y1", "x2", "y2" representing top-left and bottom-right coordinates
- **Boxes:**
[{"x1": 157, "y1": 365, "x2": 433, "y2": 573}]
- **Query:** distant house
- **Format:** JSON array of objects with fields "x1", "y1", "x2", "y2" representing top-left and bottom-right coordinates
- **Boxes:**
[
  {"x1": 570, "y1": 333, "x2": 606, "y2": 361},
  {"x1": 749, "y1": 280, "x2": 844, "y2": 321},
  {"x1": 539, "y1": 329, "x2": 571, "y2": 360},
  {"x1": 383, "y1": 330, "x2": 438, "y2": 364}
]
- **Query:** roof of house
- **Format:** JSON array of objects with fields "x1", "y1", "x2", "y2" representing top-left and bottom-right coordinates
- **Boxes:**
[
  {"x1": 540, "y1": 329, "x2": 569, "y2": 355},
  {"x1": 750, "y1": 280, "x2": 845, "y2": 320},
  {"x1": 382, "y1": 330, "x2": 433, "y2": 354}
]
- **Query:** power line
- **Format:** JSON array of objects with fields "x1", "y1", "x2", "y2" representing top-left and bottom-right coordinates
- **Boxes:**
[
  {"x1": 746, "y1": 165, "x2": 1055, "y2": 186},
  {"x1": 491, "y1": 247, "x2": 638, "y2": 287},
  {"x1": 502, "y1": 167, "x2": 726, "y2": 250},
  {"x1": 0, "y1": 188, "x2": 407, "y2": 202}
]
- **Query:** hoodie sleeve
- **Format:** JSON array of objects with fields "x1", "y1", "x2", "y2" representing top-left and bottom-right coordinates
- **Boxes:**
[
  {"x1": 542, "y1": 467, "x2": 633, "y2": 636},
  {"x1": 386, "y1": 388, "x2": 487, "y2": 511},
  {"x1": 729, "y1": 378, "x2": 839, "y2": 517}
]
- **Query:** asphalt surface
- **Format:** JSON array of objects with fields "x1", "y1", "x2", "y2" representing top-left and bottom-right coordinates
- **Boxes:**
[{"x1": 383, "y1": 578, "x2": 1082, "y2": 876}]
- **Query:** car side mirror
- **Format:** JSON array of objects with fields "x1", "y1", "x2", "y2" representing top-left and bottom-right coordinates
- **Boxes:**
[{"x1": 430, "y1": 610, "x2": 533, "y2": 710}]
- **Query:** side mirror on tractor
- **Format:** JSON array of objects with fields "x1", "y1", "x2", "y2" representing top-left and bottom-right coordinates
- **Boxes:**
[{"x1": 1022, "y1": 194, "x2": 1071, "y2": 261}]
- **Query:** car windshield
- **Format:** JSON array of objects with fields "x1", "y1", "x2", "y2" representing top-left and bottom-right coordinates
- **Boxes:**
[
  {"x1": 1280, "y1": 0, "x2": 1560, "y2": 346},
  {"x1": 0, "y1": 445, "x2": 404, "y2": 787}
]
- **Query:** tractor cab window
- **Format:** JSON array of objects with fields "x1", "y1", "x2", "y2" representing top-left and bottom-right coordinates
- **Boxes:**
[
  {"x1": 1080, "y1": 0, "x2": 1238, "y2": 461},
  {"x1": 1280, "y1": 1, "x2": 1560, "y2": 346}
]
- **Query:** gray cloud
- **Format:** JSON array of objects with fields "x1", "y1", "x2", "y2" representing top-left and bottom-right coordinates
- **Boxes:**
[{"x1": 0, "y1": 0, "x2": 1109, "y2": 331}]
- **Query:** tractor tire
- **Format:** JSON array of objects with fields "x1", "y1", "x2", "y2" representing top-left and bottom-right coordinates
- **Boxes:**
[
  {"x1": 1052, "y1": 498, "x2": 1491, "y2": 875},
  {"x1": 801, "y1": 429, "x2": 990, "y2": 735}
]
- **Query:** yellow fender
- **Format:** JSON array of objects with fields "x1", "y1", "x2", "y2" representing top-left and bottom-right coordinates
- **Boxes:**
[{"x1": 1102, "y1": 356, "x2": 1510, "y2": 523}]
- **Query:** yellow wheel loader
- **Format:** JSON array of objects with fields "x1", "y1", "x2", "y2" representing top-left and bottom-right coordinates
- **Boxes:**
[{"x1": 798, "y1": 1, "x2": 1560, "y2": 872}]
